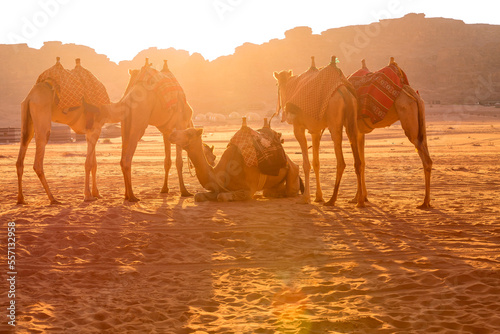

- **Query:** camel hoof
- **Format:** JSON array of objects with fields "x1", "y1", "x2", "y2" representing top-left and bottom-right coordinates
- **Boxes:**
[
  {"x1": 84, "y1": 196, "x2": 98, "y2": 202},
  {"x1": 314, "y1": 197, "x2": 324, "y2": 203},
  {"x1": 297, "y1": 196, "x2": 311, "y2": 204},
  {"x1": 160, "y1": 187, "x2": 169, "y2": 194},
  {"x1": 348, "y1": 197, "x2": 358, "y2": 204},
  {"x1": 17, "y1": 200, "x2": 27, "y2": 205},
  {"x1": 356, "y1": 202, "x2": 367, "y2": 208},
  {"x1": 127, "y1": 196, "x2": 140, "y2": 202},
  {"x1": 181, "y1": 191, "x2": 193, "y2": 197},
  {"x1": 417, "y1": 203, "x2": 432, "y2": 210},
  {"x1": 324, "y1": 200, "x2": 335, "y2": 207},
  {"x1": 50, "y1": 199, "x2": 62, "y2": 205},
  {"x1": 92, "y1": 193, "x2": 102, "y2": 199}
]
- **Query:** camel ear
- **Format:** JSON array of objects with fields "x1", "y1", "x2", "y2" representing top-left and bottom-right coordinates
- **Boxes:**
[
  {"x1": 128, "y1": 69, "x2": 133, "y2": 75},
  {"x1": 288, "y1": 70, "x2": 293, "y2": 76},
  {"x1": 195, "y1": 128, "x2": 203, "y2": 137},
  {"x1": 210, "y1": 145, "x2": 214, "y2": 152},
  {"x1": 273, "y1": 71, "x2": 279, "y2": 80}
]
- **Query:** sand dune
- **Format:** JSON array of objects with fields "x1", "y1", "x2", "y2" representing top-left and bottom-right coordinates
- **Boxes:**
[{"x1": 0, "y1": 106, "x2": 499, "y2": 333}]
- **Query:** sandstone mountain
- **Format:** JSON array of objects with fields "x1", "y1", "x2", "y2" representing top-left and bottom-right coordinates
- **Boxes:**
[{"x1": 1, "y1": 13, "x2": 499, "y2": 127}]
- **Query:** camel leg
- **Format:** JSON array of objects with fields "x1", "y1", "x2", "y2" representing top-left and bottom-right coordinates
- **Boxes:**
[
  {"x1": 176, "y1": 144, "x2": 193, "y2": 197},
  {"x1": 84, "y1": 130, "x2": 100, "y2": 202},
  {"x1": 91, "y1": 149, "x2": 101, "y2": 199},
  {"x1": 294, "y1": 126, "x2": 311, "y2": 204},
  {"x1": 121, "y1": 119, "x2": 147, "y2": 202},
  {"x1": 31, "y1": 112, "x2": 60, "y2": 205},
  {"x1": 324, "y1": 126, "x2": 346, "y2": 206},
  {"x1": 217, "y1": 190, "x2": 252, "y2": 202},
  {"x1": 160, "y1": 133, "x2": 172, "y2": 194},
  {"x1": 311, "y1": 132, "x2": 324, "y2": 202},
  {"x1": 16, "y1": 101, "x2": 34, "y2": 205},
  {"x1": 397, "y1": 99, "x2": 433, "y2": 209},
  {"x1": 350, "y1": 132, "x2": 368, "y2": 204},
  {"x1": 84, "y1": 129, "x2": 100, "y2": 201}
]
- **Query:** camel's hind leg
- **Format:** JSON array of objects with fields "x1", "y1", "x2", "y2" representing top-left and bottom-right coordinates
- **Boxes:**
[
  {"x1": 31, "y1": 105, "x2": 60, "y2": 204},
  {"x1": 16, "y1": 100, "x2": 34, "y2": 204},
  {"x1": 311, "y1": 132, "x2": 324, "y2": 202},
  {"x1": 84, "y1": 128, "x2": 101, "y2": 201},
  {"x1": 350, "y1": 132, "x2": 368, "y2": 204},
  {"x1": 396, "y1": 92, "x2": 432, "y2": 209},
  {"x1": 294, "y1": 126, "x2": 311, "y2": 204}
]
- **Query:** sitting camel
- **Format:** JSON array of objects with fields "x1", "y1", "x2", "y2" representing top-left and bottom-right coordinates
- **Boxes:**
[
  {"x1": 112, "y1": 59, "x2": 196, "y2": 202},
  {"x1": 169, "y1": 119, "x2": 303, "y2": 202},
  {"x1": 16, "y1": 57, "x2": 120, "y2": 204},
  {"x1": 273, "y1": 56, "x2": 365, "y2": 207},
  {"x1": 348, "y1": 58, "x2": 432, "y2": 209}
]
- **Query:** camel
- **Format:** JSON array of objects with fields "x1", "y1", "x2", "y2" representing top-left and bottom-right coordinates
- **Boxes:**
[
  {"x1": 273, "y1": 56, "x2": 365, "y2": 207},
  {"x1": 114, "y1": 59, "x2": 196, "y2": 202},
  {"x1": 16, "y1": 57, "x2": 120, "y2": 204},
  {"x1": 349, "y1": 58, "x2": 432, "y2": 209},
  {"x1": 169, "y1": 119, "x2": 303, "y2": 202}
]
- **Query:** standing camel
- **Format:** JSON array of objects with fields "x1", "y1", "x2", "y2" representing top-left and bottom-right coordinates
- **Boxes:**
[
  {"x1": 16, "y1": 57, "x2": 120, "y2": 204},
  {"x1": 348, "y1": 58, "x2": 432, "y2": 209},
  {"x1": 274, "y1": 56, "x2": 365, "y2": 207},
  {"x1": 116, "y1": 59, "x2": 195, "y2": 202},
  {"x1": 169, "y1": 118, "x2": 302, "y2": 202}
]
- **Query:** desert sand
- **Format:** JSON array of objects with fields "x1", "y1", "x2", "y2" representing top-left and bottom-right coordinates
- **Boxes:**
[{"x1": 0, "y1": 105, "x2": 499, "y2": 333}]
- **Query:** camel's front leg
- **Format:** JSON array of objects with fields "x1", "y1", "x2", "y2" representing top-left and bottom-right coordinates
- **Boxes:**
[
  {"x1": 176, "y1": 144, "x2": 193, "y2": 197},
  {"x1": 294, "y1": 126, "x2": 311, "y2": 204},
  {"x1": 121, "y1": 118, "x2": 147, "y2": 202},
  {"x1": 84, "y1": 129, "x2": 101, "y2": 201},
  {"x1": 311, "y1": 132, "x2": 323, "y2": 202},
  {"x1": 217, "y1": 190, "x2": 252, "y2": 202}
]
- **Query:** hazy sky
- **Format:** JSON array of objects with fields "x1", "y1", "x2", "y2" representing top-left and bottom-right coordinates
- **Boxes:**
[{"x1": 1, "y1": 0, "x2": 497, "y2": 62}]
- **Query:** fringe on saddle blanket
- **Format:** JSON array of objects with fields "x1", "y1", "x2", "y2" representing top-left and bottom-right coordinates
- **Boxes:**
[
  {"x1": 284, "y1": 62, "x2": 351, "y2": 122},
  {"x1": 348, "y1": 62, "x2": 410, "y2": 124},
  {"x1": 36, "y1": 59, "x2": 110, "y2": 110},
  {"x1": 228, "y1": 126, "x2": 287, "y2": 176}
]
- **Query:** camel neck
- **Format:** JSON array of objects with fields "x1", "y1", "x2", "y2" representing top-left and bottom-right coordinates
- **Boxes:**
[{"x1": 185, "y1": 141, "x2": 217, "y2": 191}]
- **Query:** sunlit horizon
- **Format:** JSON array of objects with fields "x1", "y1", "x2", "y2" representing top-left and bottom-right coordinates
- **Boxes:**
[{"x1": 1, "y1": 0, "x2": 499, "y2": 63}]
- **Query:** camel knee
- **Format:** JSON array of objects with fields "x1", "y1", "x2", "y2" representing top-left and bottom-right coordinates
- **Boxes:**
[
  {"x1": 16, "y1": 160, "x2": 24, "y2": 175},
  {"x1": 120, "y1": 159, "x2": 131, "y2": 174},
  {"x1": 33, "y1": 163, "x2": 44, "y2": 177}
]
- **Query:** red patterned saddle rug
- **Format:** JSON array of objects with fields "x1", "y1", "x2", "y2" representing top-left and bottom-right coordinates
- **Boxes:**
[
  {"x1": 285, "y1": 63, "x2": 348, "y2": 121},
  {"x1": 132, "y1": 66, "x2": 186, "y2": 111},
  {"x1": 348, "y1": 63, "x2": 409, "y2": 124},
  {"x1": 228, "y1": 126, "x2": 287, "y2": 176},
  {"x1": 36, "y1": 60, "x2": 110, "y2": 110}
]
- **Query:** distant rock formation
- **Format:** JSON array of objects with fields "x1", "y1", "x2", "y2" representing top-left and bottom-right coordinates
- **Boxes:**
[{"x1": 1, "y1": 14, "x2": 499, "y2": 127}]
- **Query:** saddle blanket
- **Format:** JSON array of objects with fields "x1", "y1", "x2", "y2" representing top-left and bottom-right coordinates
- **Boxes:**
[
  {"x1": 229, "y1": 126, "x2": 287, "y2": 176},
  {"x1": 133, "y1": 66, "x2": 185, "y2": 111},
  {"x1": 285, "y1": 63, "x2": 348, "y2": 121},
  {"x1": 348, "y1": 63, "x2": 409, "y2": 124},
  {"x1": 36, "y1": 61, "x2": 110, "y2": 110}
]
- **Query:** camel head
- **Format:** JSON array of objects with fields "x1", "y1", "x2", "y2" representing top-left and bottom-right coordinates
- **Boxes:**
[
  {"x1": 273, "y1": 70, "x2": 293, "y2": 123},
  {"x1": 170, "y1": 128, "x2": 204, "y2": 150}
]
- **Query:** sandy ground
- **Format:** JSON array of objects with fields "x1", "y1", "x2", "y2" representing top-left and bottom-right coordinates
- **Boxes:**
[{"x1": 0, "y1": 105, "x2": 499, "y2": 333}]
